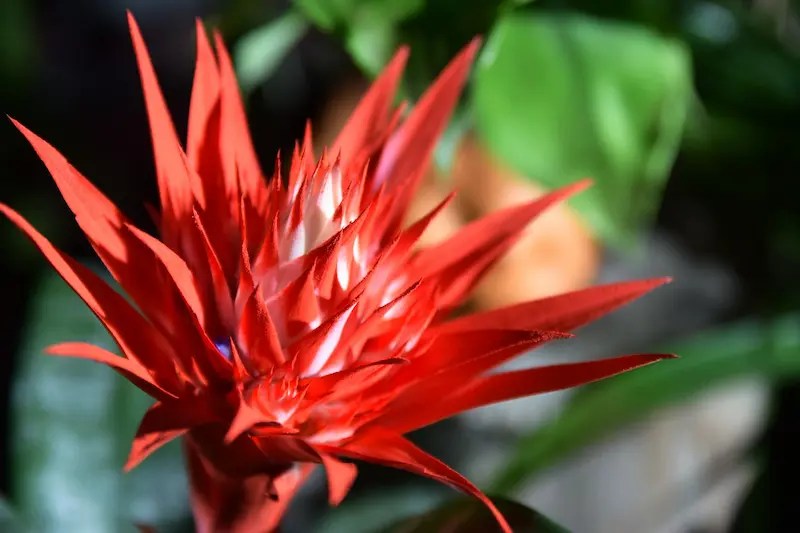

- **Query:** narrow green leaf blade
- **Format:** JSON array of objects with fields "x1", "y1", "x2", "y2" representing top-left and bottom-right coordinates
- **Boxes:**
[{"x1": 490, "y1": 314, "x2": 800, "y2": 494}]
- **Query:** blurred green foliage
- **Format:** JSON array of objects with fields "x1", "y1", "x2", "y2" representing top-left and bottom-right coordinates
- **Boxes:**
[
  {"x1": 12, "y1": 272, "x2": 191, "y2": 533},
  {"x1": 473, "y1": 12, "x2": 690, "y2": 245}
]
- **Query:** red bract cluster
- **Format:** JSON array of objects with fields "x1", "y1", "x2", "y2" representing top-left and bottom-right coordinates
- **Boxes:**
[{"x1": 1, "y1": 12, "x2": 675, "y2": 533}]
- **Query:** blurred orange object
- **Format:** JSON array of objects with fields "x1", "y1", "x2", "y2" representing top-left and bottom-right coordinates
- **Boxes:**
[{"x1": 452, "y1": 134, "x2": 601, "y2": 308}]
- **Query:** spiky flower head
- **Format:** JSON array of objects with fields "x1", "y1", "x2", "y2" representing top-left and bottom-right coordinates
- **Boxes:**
[{"x1": 1, "y1": 13, "x2": 674, "y2": 533}]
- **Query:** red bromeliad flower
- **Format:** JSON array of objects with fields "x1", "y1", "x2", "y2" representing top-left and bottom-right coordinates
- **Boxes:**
[{"x1": 2, "y1": 12, "x2": 676, "y2": 533}]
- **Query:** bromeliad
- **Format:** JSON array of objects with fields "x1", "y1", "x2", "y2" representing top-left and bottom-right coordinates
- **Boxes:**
[{"x1": 1, "y1": 12, "x2": 675, "y2": 533}]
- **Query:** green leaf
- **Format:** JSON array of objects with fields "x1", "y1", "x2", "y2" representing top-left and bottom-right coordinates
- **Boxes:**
[
  {"x1": 12, "y1": 270, "x2": 191, "y2": 533},
  {"x1": 378, "y1": 496, "x2": 570, "y2": 533},
  {"x1": 234, "y1": 10, "x2": 309, "y2": 93},
  {"x1": 489, "y1": 314, "x2": 800, "y2": 494},
  {"x1": 344, "y1": 20, "x2": 399, "y2": 78},
  {"x1": 473, "y1": 13, "x2": 692, "y2": 246}
]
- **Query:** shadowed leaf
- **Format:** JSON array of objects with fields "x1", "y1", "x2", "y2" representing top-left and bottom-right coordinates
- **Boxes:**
[{"x1": 378, "y1": 496, "x2": 570, "y2": 533}]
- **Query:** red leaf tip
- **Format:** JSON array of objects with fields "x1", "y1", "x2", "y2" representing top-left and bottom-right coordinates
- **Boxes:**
[
  {"x1": 8, "y1": 116, "x2": 29, "y2": 134},
  {"x1": 570, "y1": 177, "x2": 594, "y2": 194},
  {"x1": 633, "y1": 352, "x2": 679, "y2": 363},
  {"x1": 393, "y1": 44, "x2": 411, "y2": 60},
  {"x1": 639, "y1": 276, "x2": 674, "y2": 290},
  {"x1": 466, "y1": 36, "x2": 484, "y2": 54},
  {"x1": 126, "y1": 10, "x2": 137, "y2": 29}
]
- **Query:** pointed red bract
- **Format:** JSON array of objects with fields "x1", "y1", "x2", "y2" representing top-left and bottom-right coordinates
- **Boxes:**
[
  {"x1": 333, "y1": 47, "x2": 408, "y2": 175},
  {"x1": 433, "y1": 277, "x2": 673, "y2": 334},
  {"x1": 379, "y1": 353, "x2": 676, "y2": 433},
  {"x1": 129, "y1": 12, "x2": 196, "y2": 241},
  {"x1": 187, "y1": 19, "x2": 221, "y2": 170},
  {"x1": 2, "y1": 14, "x2": 677, "y2": 533},
  {"x1": 214, "y1": 30, "x2": 266, "y2": 206},
  {"x1": 316, "y1": 452, "x2": 358, "y2": 506},
  {"x1": 126, "y1": 428, "x2": 187, "y2": 472}
]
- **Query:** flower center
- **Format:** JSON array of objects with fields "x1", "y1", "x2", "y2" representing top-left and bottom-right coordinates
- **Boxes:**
[{"x1": 251, "y1": 370, "x2": 305, "y2": 425}]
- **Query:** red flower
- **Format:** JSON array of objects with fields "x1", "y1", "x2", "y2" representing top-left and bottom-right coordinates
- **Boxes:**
[{"x1": 2, "y1": 12, "x2": 675, "y2": 533}]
